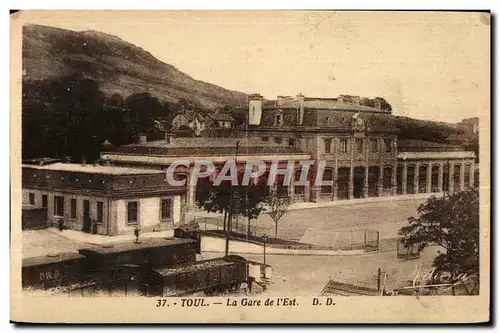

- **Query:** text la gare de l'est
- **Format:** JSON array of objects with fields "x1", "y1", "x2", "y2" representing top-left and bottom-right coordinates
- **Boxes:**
[{"x1": 227, "y1": 297, "x2": 298, "y2": 307}]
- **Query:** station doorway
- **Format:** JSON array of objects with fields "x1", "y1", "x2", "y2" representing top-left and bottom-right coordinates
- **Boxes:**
[{"x1": 353, "y1": 167, "x2": 365, "y2": 199}]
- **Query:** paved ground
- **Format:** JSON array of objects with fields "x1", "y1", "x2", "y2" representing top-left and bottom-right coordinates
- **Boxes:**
[
  {"x1": 198, "y1": 198, "x2": 427, "y2": 241},
  {"x1": 22, "y1": 227, "x2": 176, "y2": 258},
  {"x1": 22, "y1": 229, "x2": 86, "y2": 258},
  {"x1": 202, "y1": 246, "x2": 440, "y2": 296}
]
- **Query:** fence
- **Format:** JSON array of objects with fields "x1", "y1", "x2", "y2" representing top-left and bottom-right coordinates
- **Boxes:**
[
  {"x1": 299, "y1": 228, "x2": 379, "y2": 251},
  {"x1": 320, "y1": 278, "x2": 380, "y2": 296},
  {"x1": 195, "y1": 217, "x2": 379, "y2": 251},
  {"x1": 193, "y1": 216, "x2": 269, "y2": 238},
  {"x1": 320, "y1": 268, "x2": 386, "y2": 296},
  {"x1": 396, "y1": 239, "x2": 421, "y2": 260}
]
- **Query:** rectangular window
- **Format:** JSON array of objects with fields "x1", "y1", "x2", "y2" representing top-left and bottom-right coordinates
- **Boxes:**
[
  {"x1": 70, "y1": 199, "x2": 77, "y2": 219},
  {"x1": 275, "y1": 114, "x2": 282, "y2": 125},
  {"x1": 262, "y1": 137, "x2": 269, "y2": 142},
  {"x1": 274, "y1": 137, "x2": 282, "y2": 144},
  {"x1": 464, "y1": 165, "x2": 471, "y2": 189},
  {"x1": 340, "y1": 139, "x2": 348, "y2": 153},
  {"x1": 127, "y1": 201, "x2": 138, "y2": 224},
  {"x1": 384, "y1": 139, "x2": 393, "y2": 152},
  {"x1": 356, "y1": 139, "x2": 364, "y2": 153},
  {"x1": 161, "y1": 198, "x2": 172, "y2": 220},
  {"x1": 288, "y1": 138, "x2": 295, "y2": 146},
  {"x1": 42, "y1": 195, "x2": 48, "y2": 208},
  {"x1": 370, "y1": 139, "x2": 378, "y2": 152},
  {"x1": 324, "y1": 138, "x2": 331, "y2": 154},
  {"x1": 54, "y1": 196, "x2": 64, "y2": 217},
  {"x1": 96, "y1": 202, "x2": 104, "y2": 223},
  {"x1": 28, "y1": 193, "x2": 35, "y2": 205}
]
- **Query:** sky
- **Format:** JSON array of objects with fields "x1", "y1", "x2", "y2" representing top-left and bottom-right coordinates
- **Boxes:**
[{"x1": 19, "y1": 11, "x2": 490, "y2": 123}]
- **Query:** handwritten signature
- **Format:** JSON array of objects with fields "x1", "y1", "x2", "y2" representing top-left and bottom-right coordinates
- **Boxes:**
[{"x1": 410, "y1": 264, "x2": 469, "y2": 288}]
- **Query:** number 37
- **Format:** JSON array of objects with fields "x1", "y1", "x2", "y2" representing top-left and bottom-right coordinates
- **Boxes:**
[{"x1": 156, "y1": 299, "x2": 168, "y2": 307}]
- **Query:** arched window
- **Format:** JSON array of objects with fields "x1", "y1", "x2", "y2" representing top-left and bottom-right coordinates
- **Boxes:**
[
  {"x1": 294, "y1": 169, "x2": 305, "y2": 196},
  {"x1": 383, "y1": 167, "x2": 392, "y2": 189}
]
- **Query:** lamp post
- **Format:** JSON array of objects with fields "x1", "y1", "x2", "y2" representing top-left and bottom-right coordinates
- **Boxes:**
[
  {"x1": 402, "y1": 156, "x2": 407, "y2": 195},
  {"x1": 262, "y1": 234, "x2": 268, "y2": 266}
]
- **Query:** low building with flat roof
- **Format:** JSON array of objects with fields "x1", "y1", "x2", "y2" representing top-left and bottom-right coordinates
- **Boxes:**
[{"x1": 22, "y1": 163, "x2": 187, "y2": 236}]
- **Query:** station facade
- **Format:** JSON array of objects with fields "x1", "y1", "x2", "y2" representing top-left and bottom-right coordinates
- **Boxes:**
[{"x1": 101, "y1": 94, "x2": 476, "y2": 210}]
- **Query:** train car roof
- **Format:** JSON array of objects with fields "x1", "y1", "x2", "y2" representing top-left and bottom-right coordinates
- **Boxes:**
[
  {"x1": 78, "y1": 237, "x2": 196, "y2": 255},
  {"x1": 153, "y1": 258, "x2": 235, "y2": 276},
  {"x1": 246, "y1": 259, "x2": 273, "y2": 268},
  {"x1": 175, "y1": 222, "x2": 199, "y2": 232},
  {"x1": 22, "y1": 252, "x2": 85, "y2": 267}
]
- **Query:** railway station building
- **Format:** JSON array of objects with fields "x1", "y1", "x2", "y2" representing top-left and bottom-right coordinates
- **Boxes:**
[
  {"x1": 100, "y1": 94, "x2": 477, "y2": 210},
  {"x1": 21, "y1": 162, "x2": 187, "y2": 235}
]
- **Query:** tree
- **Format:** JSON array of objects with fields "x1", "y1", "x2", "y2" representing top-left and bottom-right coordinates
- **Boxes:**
[
  {"x1": 196, "y1": 178, "x2": 267, "y2": 235},
  {"x1": 265, "y1": 186, "x2": 292, "y2": 239},
  {"x1": 195, "y1": 178, "x2": 232, "y2": 232},
  {"x1": 239, "y1": 184, "x2": 267, "y2": 238},
  {"x1": 22, "y1": 74, "x2": 108, "y2": 161},
  {"x1": 398, "y1": 188, "x2": 479, "y2": 276},
  {"x1": 373, "y1": 97, "x2": 392, "y2": 111},
  {"x1": 360, "y1": 97, "x2": 375, "y2": 108},
  {"x1": 463, "y1": 136, "x2": 479, "y2": 163},
  {"x1": 124, "y1": 92, "x2": 163, "y2": 139}
]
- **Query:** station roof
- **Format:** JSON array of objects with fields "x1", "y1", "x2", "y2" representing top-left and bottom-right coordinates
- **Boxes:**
[
  {"x1": 397, "y1": 139, "x2": 463, "y2": 152},
  {"x1": 23, "y1": 163, "x2": 164, "y2": 176},
  {"x1": 78, "y1": 238, "x2": 196, "y2": 255},
  {"x1": 269, "y1": 98, "x2": 389, "y2": 113}
]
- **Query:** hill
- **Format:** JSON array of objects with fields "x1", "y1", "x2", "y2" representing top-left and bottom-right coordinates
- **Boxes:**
[
  {"x1": 22, "y1": 24, "x2": 247, "y2": 108},
  {"x1": 393, "y1": 116, "x2": 466, "y2": 144}
]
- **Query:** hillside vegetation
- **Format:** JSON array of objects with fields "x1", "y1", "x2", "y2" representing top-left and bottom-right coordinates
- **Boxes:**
[{"x1": 23, "y1": 24, "x2": 247, "y2": 108}]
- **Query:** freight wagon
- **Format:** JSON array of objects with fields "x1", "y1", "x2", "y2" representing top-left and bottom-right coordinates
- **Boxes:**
[
  {"x1": 22, "y1": 252, "x2": 86, "y2": 289},
  {"x1": 144, "y1": 255, "x2": 248, "y2": 296},
  {"x1": 22, "y1": 238, "x2": 269, "y2": 297},
  {"x1": 78, "y1": 238, "x2": 197, "y2": 271}
]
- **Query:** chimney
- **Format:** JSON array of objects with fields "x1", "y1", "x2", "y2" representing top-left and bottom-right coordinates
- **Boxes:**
[
  {"x1": 248, "y1": 94, "x2": 263, "y2": 126},
  {"x1": 296, "y1": 93, "x2": 305, "y2": 126},
  {"x1": 165, "y1": 131, "x2": 174, "y2": 144},
  {"x1": 277, "y1": 95, "x2": 284, "y2": 107},
  {"x1": 138, "y1": 133, "x2": 147, "y2": 144},
  {"x1": 374, "y1": 99, "x2": 382, "y2": 110}
]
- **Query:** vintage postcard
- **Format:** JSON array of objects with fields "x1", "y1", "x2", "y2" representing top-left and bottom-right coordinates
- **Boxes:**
[{"x1": 10, "y1": 10, "x2": 490, "y2": 323}]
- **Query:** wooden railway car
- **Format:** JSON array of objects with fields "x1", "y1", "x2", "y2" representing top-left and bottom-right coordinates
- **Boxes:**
[
  {"x1": 22, "y1": 252, "x2": 86, "y2": 289},
  {"x1": 144, "y1": 255, "x2": 248, "y2": 296},
  {"x1": 174, "y1": 222, "x2": 201, "y2": 254},
  {"x1": 78, "y1": 238, "x2": 197, "y2": 272}
]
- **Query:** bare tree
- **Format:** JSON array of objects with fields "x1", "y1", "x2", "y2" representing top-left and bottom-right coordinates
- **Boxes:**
[{"x1": 266, "y1": 187, "x2": 291, "y2": 239}]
